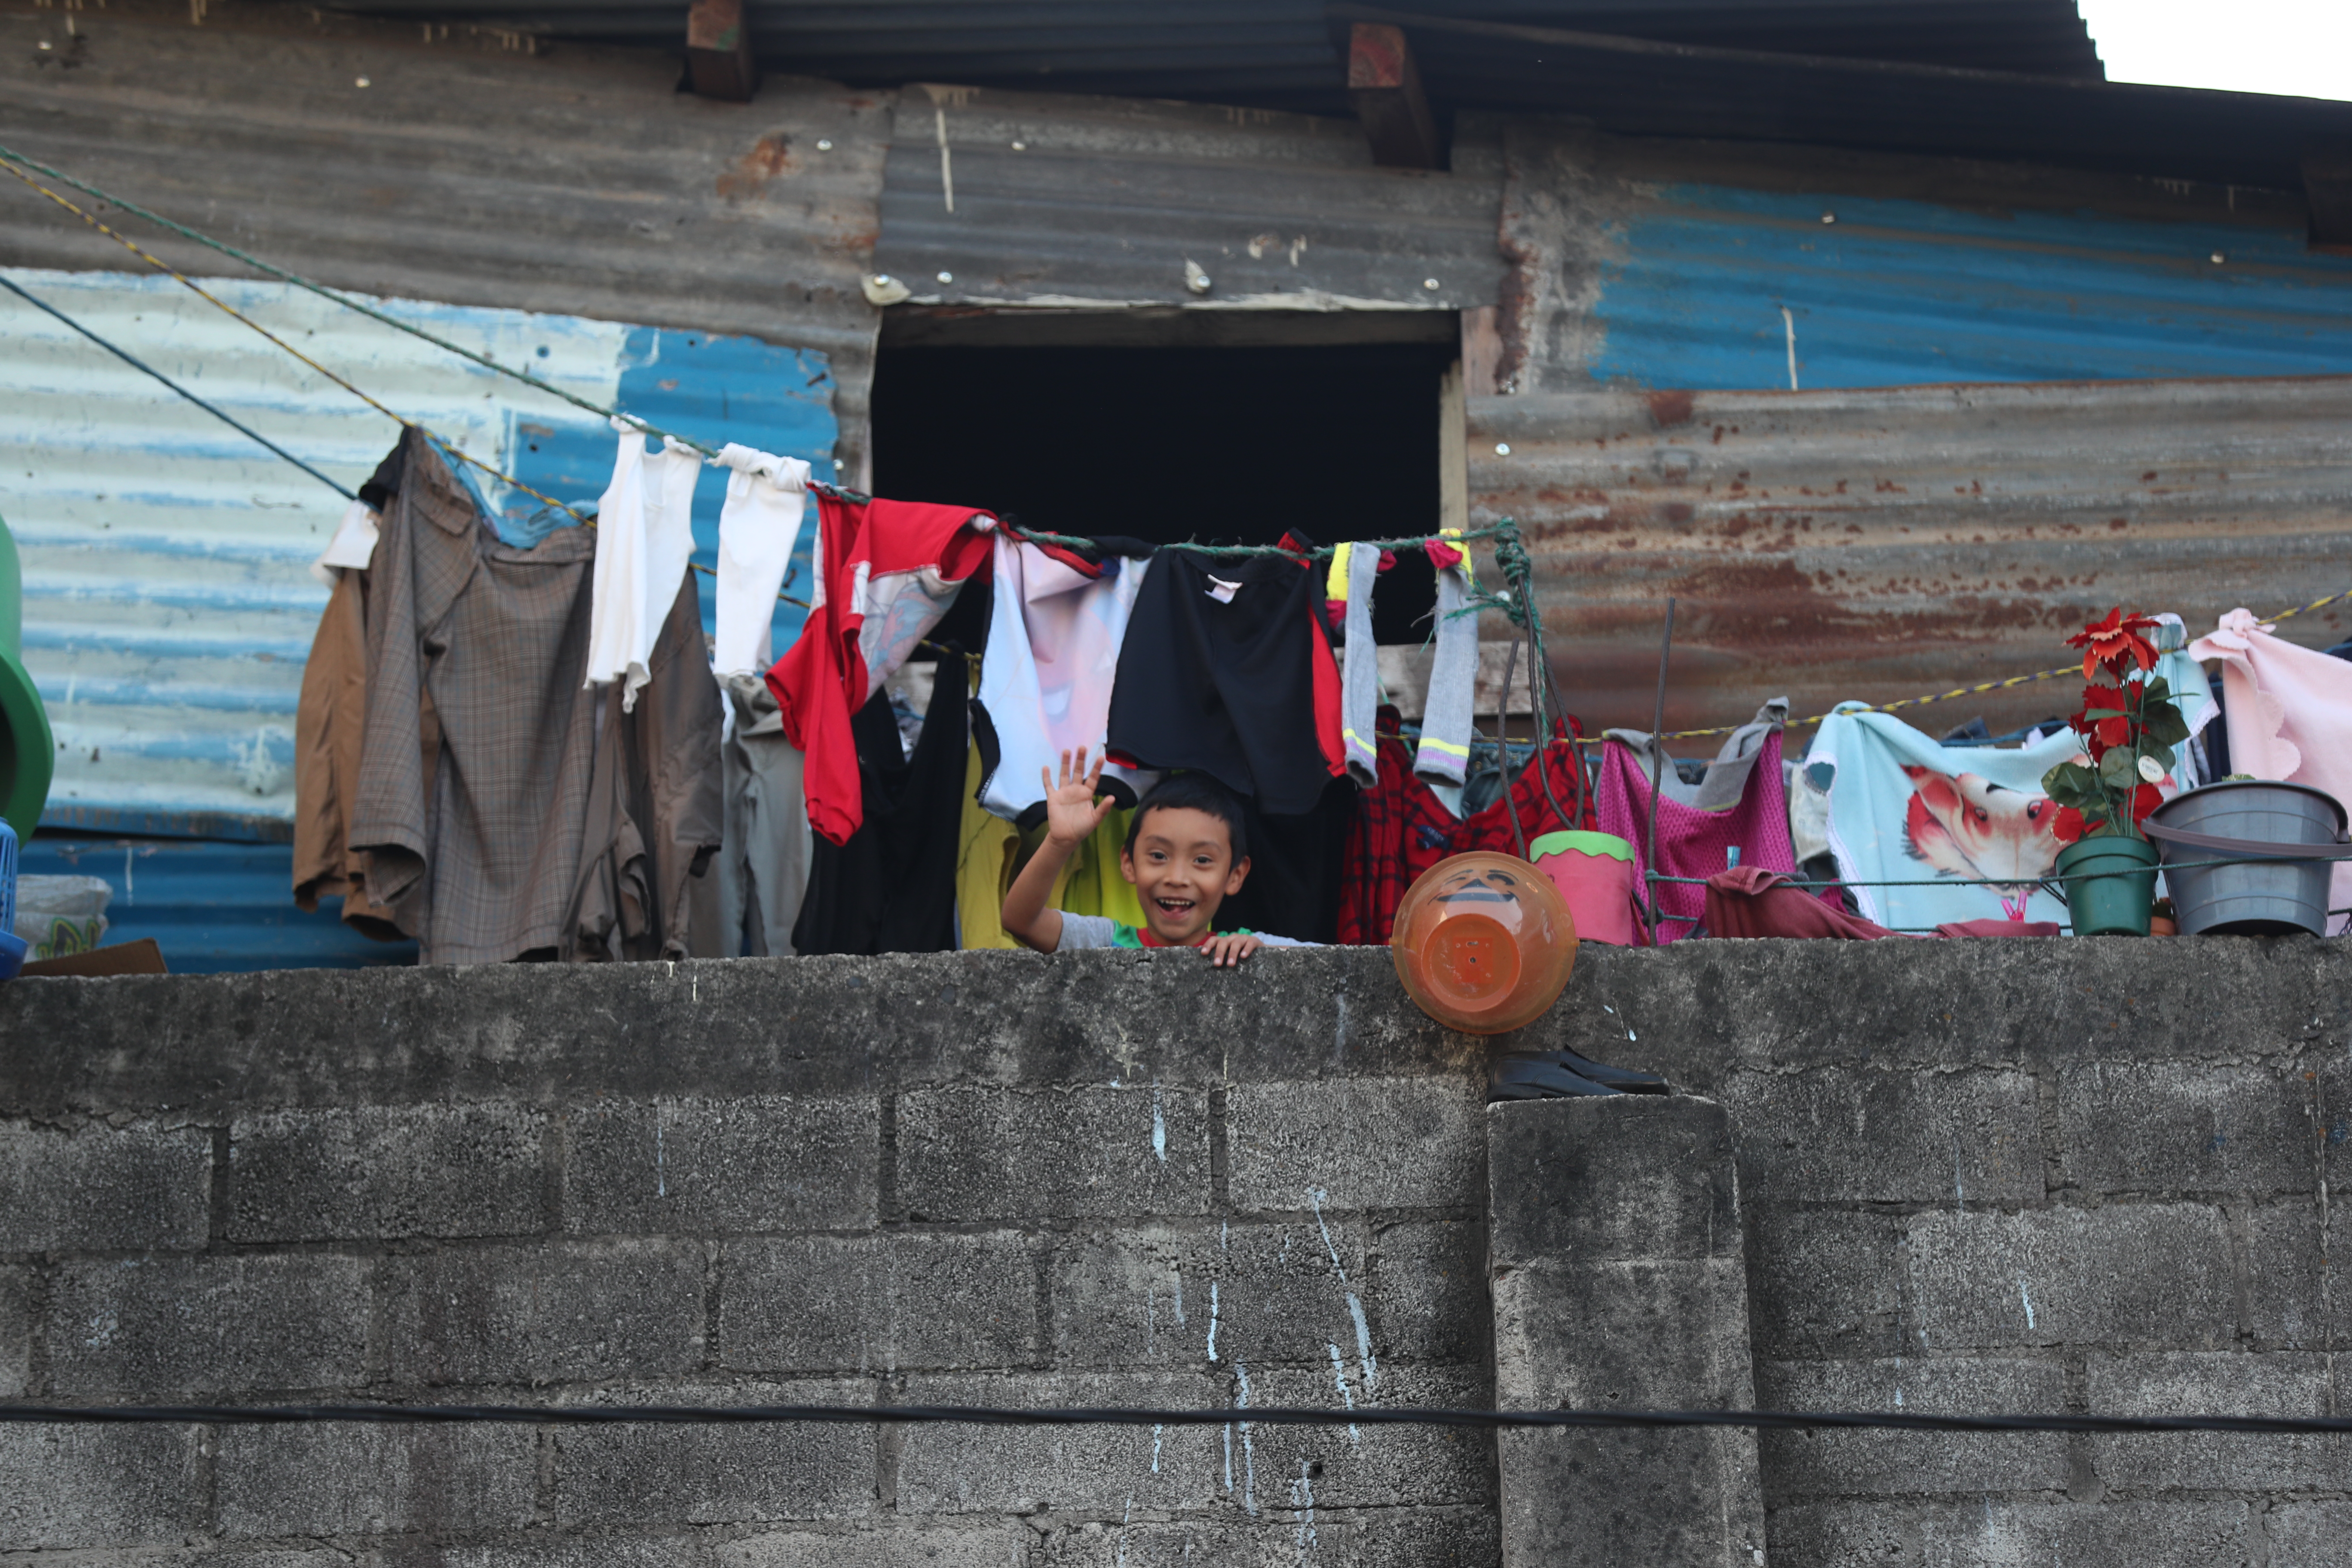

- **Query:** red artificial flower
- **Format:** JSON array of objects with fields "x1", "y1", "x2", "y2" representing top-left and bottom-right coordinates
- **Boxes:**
[
  {"x1": 2066, "y1": 607, "x2": 2162, "y2": 679},
  {"x1": 2051, "y1": 805, "x2": 2088, "y2": 846},
  {"x1": 2093, "y1": 713, "x2": 2132, "y2": 750},
  {"x1": 2126, "y1": 781, "x2": 2165, "y2": 824}
]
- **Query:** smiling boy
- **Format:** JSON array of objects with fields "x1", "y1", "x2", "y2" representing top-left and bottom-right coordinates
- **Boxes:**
[{"x1": 1000, "y1": 749, "x2": 1309, "y2": 965}]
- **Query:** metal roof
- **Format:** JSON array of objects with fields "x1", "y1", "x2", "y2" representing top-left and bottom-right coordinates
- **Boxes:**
[
  {"x1": 1345, "y1": 6, "x2": 2352, "y2": 191},
  {"x1": 871, "y1": 85, "x2": 1508, "y2": 312},
  {"x1": 1474, "y1": 376, "x2": 2352, "y2": 736},
  {"x1": 325, "y1": 1, "x2": 2106, "y2": 102}
]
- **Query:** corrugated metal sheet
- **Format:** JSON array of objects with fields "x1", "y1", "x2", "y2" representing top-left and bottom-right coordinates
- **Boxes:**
[
  {"x1": 1348, "y1": 5, "x2": 2352, "y2": 190},
  {"x1": 872, "y1": 86, "x2": 1507, "y2": 312},
  {"x1": 0, "y1": 7, "x2": 888, "y2": 475},
  {"x1": 18, "y1": 836, "x2": 418, "y2": 971},
  {"x1": 1493, "y1": 129, "x2": 2352, "y2": 396},
  {"x1": 2, "y1": 267, "x2": 836, "y2": 840},
  {"x1": 1471, "y1": 377, "x2": 2352, "y2": 735},
  {"x1": 321, "y1": 0, "x2": 2105, "y2": 104}
]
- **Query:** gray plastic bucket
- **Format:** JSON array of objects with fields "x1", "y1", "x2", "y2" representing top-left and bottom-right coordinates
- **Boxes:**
[{"x1": 2150, "y1": 781, "x2": 2348, "y2": 936}]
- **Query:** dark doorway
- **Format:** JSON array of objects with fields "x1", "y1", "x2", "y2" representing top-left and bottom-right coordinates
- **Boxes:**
[{"x1": 871, "y1": 337, "x2": 1458, "y2": 649}]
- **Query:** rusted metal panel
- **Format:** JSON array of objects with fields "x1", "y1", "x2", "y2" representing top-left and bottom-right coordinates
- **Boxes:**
[
  {"x1": 1494, "y1": 126, "x2": 2352, "y2": 400},
  {"x1": 1472, "y1": 378, "x2": 2352, "y2": 736},
  {"x1": 0, "y1": 5, "x2": 889, "y2": 476},
  {"x1": 870, "y1": 85, "x2": 1508, "y2": 313}
]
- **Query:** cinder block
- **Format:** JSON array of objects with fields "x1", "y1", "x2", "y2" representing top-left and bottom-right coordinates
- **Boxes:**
[
  {"x1": 563, "y1": 1094, "x2": 879, "y2": 1235},
  {"x1": 1900, "y1": 1204, "x2": 2234, "y2": 1349},
  {"x1": 1487, "y1": 1096, "x2": 1741, "y2": 1265},
  {"x1": 2056, "y1": 1062, "x2": 2311, "y2": 1195},
  {"x1": 1036, "y1": 1504, "x2": 1502, "y2": 1566},
  {"x1": 217, "y1": 1421, "x2": 538, "y2": 1536},
  {"x1": 1228, "y1": 1077, "x2": 1483, "y2": 1214},
  {"x1": 1238, "y1": 1363, "x2": 1496, "y2": 1510},
  {"x1": 384, "y1": 1239, "x2": 707, "y2": 1386},
  {"x1": 1754, "y1": 1355, "x2": 2069, "y2": 1496},
  {"x1": 1492, "y1": 1258, "x2": 1754, "y2": 1410},
  {"x1": 1726, "y1": 1068, "x2": 2043, "y2": 1206},
  {"x1": 2320, "y1": 1052, "x2": 2350, "y2": 1188},
  {"x1": 0, "y1": 1119, "x2": 210, "y2": 1252},
  {"x1": 0, "y1": 1424, "x2": 199, "y2": 1548},
  {"x1": 720, "y1": 1524, "x2": 1035, "y2": 1567},
  {"x1": 47, "y1": 1253, "x2": 368, "y2": 1395},
  {"x1": 2244, "y1": 1200, "x2": 2329, "y2": 1348},
  {"x1": 1049, "y1": 1217, "x2": 1478, "y2": 1372},
  {"x1": 230, "y1": 1103, "x2": 545, "y2": 1242},
  {"x1": 1763, "y1": 1500, "x2": 1917, "y2": 1565},
  {"x1": 1916, "y1": 1498, "x2": 2253, "y2": 1568},
  {"x1": 720, "y1": 1232, "x2": 1038, "y2": 1375},
  {"x1": 1744, "y1": 1206, "x2": 1904, "y2": 1359},
  {"x1": 386, "y1": 1536, "x2": 709, "y2": 1568},
  {"x1": 0, "y1": 1265, "x2": 28, "y2": 1396},
  {"x1": 2268, "y1": 1502, "x2": 2352, "y2": 1568},
  {"x1": 894, "y1": 1370, "x2": 1225, "y2": 1516},
  {"x1": 897, "y1": 1085, "x2": 1209, "y2": 1223},
  {"x1": 552, "y1": 1379, "x2": 877, "y2": 1527},
  {"x1": 2085, "y1": 1351, "x2": 2339, "y2": 1491}
]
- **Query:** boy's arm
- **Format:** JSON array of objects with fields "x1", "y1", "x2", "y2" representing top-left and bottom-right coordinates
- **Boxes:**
[{"x1": 1001, "y1": 748, "x2": 1115, "y2": 952}]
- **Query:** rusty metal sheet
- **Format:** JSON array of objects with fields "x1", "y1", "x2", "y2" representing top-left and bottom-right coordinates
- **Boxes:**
[
  {"x1": 871, "y1": 85, "x2": 1508, "y2": 313},
  {"x1": 1471, "y1": 378, "x2": 2352, "y2": 736},
  {"x1": 0, "y1": 5, "x2": 890, "y2": 476}
]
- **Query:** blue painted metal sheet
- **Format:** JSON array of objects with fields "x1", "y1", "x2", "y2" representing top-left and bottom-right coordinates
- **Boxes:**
[
  {"x1": 17, "y1": 836, "x2": 416, "y2": 972},
  {"x1": 1584, "y1": 183, "x2": 2352, "y2": 391},
  {"x1": 0, "y1": 270, "x2": 837, "y2": 844}
]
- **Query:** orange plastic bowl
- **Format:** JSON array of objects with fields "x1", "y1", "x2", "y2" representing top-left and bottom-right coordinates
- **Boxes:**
[{"x1": 1390, "y1": 852, "x2": 1579, "y2": 1035}]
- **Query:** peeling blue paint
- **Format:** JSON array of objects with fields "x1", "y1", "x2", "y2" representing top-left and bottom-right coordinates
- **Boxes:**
[{"x1": 1586, "y1": 184, "x2": 2352, "y2": 391}]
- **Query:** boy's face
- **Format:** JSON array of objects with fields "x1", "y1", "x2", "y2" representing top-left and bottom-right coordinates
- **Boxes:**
[{"x1": 1120, "y1": 805, "x2": 1250, "y2": 947}]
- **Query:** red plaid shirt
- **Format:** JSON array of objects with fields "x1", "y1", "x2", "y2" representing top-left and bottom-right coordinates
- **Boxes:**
[{"x1": 1337, "y1": 706, "x2": 1593, "y2": 945}]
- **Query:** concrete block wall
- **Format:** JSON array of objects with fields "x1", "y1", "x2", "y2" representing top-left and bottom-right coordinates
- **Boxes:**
[
  {"x1": 4, "y1": 937, "x2": 2349, "y2": 1565},
  {"x1": 0, "y1": 951, "x2": 1501, "y2": 1565}
]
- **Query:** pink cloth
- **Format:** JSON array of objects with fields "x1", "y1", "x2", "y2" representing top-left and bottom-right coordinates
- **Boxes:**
[
  {"x1": 1596, "y1": 729, "x2": 1796, "y2": 942},
  {"x1": 2186, "y1": 609, "x2": 2352, "y2": 931},
  {"x1": 1700, "y1": 867, "x2": 2064, "y2": 941}
]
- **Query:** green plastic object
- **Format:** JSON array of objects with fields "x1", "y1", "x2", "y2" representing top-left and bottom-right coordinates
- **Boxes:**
[
  {"x1": 2056, "y1": 834, "x2": 2158, "y2": 937},
  {"x1": 0, "y1": 511, "x2": 53, "y2": 842}
]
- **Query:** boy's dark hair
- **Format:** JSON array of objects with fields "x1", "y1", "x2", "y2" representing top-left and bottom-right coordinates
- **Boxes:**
[{"x1": 1123, "y1": 772, "x2": 1250, "y2": 864}]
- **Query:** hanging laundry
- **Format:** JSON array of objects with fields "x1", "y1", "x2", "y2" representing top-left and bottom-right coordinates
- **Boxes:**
[
  {"x1": 1105, "y1": 540, "x2": 1344, "y2": 817},
  {"x1": 585, "y1": 420, "x2": 701, "y2": 710},
  {"x1": 565, "y1": 572, "x2": 725, "y2": 962},
  {"x1": 1337, "y1": 705, "x2": 1593, "y2": 945},
  {"x1": 793, "y1": 650, "x2": 971, "y2": 956},
  {"x1": 712, "y1": 443, "x2": 812, "y2": 678},
  {"x1": 349, "y1": 431, "x2": 603, "y2": 965},
  {"x1": 1331, "y1": 541, "x2": 1390, "y2": 785},
  {"x1": 765, "y1": 493, "x2": 997, "y2": 845},
  {"x1": 711, "y1": 672, "x2": 815, "y2": 957},
  {"x1": 291, "y1": 539, "x2": 409, "y2": 942},
  {"x1": 1220, "y1": 783, "x2": 1354, "y2": 943},
  {"x1": 974, "y1": 534, "x2": 1149, "y2": 822},
  {"x1": 1606, "y1": 699, "x2": 1788, "y2": 811},
  {"x1": 1801, "y1": 639, "x2": 2211, "y2": 933},
  {"x1": 1413, "y1": 530, "x2": 1480, "y2": 788},
  {"x1": 1699, "y1": 865, "x2": 2063, "y2": 940},
  {"x1": 310, "y1": 496, "x2": 380, "y2": 586},
  {"x1": 2187, "y1": 609, "x2": 2352, "y2": 933},
  {"x1": 1593, "y1": 703, "x2": 1796, "y2": 943}
]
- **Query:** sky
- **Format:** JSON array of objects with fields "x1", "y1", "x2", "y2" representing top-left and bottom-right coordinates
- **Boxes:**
[{"x1": 2077, "y1": 0, "x2": 2352, "y2": 101}]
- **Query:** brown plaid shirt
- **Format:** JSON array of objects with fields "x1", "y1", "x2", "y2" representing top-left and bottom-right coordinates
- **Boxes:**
[{"x1": 351, "y1": 432, "x2": 602, "y2": 964}]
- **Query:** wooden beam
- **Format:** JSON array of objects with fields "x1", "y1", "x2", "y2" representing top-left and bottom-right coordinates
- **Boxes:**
[
  {"x1": 685, "y1": 0, "x2": 759, "y2": 103},
  {"x1": 2308, "y1": 138, "x2": 2352, "y2": 251},
  {"x1": 1348, "y1": 22, "x2": 1441, "y2": 170}
]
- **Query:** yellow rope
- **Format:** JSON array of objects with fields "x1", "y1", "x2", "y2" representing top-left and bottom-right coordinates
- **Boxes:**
[{"x1": 0, "y1": 159, "x2": 591, "y2": 522}]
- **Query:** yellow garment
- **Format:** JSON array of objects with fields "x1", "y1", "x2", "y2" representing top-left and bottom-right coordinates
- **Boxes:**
[{"x1": 956, "y1": 740, "x2": 1145, "y2": 946}]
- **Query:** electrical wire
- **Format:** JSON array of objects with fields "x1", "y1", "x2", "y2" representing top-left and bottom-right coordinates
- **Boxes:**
[
  {"x1": 0, "y1": 272, "x2": 355, "y2": 501},
  {"x1": 2, "y1": 1400, "x2": 2348, "y2": 1435}
]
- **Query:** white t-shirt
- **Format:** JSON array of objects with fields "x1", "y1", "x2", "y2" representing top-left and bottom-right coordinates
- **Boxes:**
[{"x1": 1054, "y1": 913, "x2": 1314, "y2": 951}]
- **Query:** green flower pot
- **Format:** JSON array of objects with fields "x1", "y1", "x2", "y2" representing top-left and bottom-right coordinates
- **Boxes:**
[{"x1": 2056, "y1": 834, "x2": 2159, "y2": 937}]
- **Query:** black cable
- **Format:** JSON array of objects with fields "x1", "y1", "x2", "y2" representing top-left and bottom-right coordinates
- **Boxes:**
[
  {"x1": 3, "y1": 1401, "x2": 2349, "y2": 1435},
  {"x1": 0, "y1": 271, "x2": 356, "y2": 502}
]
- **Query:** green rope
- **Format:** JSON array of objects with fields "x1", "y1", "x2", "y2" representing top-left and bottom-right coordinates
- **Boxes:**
[{"x1": 1646, "y1": 854, "x2": 2277, "y2": 891}]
